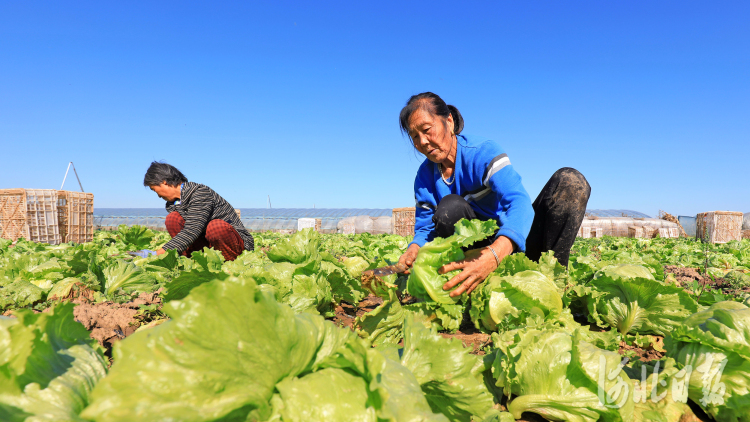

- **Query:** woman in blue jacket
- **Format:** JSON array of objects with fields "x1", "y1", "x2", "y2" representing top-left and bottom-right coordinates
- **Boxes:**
[{"x1": 396, "y1": 92, "x2": 590, "y2": 297}]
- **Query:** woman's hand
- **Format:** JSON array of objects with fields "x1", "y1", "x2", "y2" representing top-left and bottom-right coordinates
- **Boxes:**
[
  {"x1": 439, "y1": 236, "x2": 514, "y2": 297},
  {"x1": 397, "y1": 243, "x2": 421, "y2": 274},
  {"x1": 156, "y1": 248, "x2": 166, "y2": 256}
]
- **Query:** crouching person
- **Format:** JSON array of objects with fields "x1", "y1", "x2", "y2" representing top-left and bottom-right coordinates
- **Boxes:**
[{"x1": 143, "y1": 161, "x2": 254, "y2": 261}]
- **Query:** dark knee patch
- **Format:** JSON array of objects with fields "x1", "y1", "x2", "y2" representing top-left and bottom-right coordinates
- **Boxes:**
[
  {"x1": 551, "y1": 169, "x2": 590, "y2": 207},
  {"x1": 436, "y1": 194, "x2": 465, "y2": 208}
]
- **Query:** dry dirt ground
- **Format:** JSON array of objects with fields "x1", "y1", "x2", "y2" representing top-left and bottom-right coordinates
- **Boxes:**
[
  {"x1": 332, "y1": 294, "x2": 492, "y2": 354},
  {"x1": 72, "y1": 290, "x2": 162, "y2": 349},
  {"x1": 618, "y1": 337, "x2": 665, "y2": 362},
  {"x1": 664, "y1": 265, "x2": 750, "y2": 296}
]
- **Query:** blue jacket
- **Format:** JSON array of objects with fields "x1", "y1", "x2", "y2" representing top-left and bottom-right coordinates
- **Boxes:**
[{"x1": 411, "y1": 134, "x2": 534, "y2": 250}]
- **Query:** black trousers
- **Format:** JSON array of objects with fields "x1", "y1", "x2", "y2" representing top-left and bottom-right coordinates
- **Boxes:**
[{"x1": 432, "y1": 168, "x2": 591, "y2": 267}]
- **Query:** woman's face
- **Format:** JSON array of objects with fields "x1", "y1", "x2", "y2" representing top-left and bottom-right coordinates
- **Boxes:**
[
  {"x1": 150, "y1": 182, "x2": 181, "y2": 202},
  {"x1": 407, "y1": 108, "x2": 455, "y2": 164}
]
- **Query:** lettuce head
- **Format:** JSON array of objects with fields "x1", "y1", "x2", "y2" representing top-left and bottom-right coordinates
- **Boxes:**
[
  {"x1": 665, "y1": 302, "x2": 750, "y2": 421},
  {"x1": 407, "y1": 219, "x2": 498, "y2": 304},
  {"x1": 470, "y1": 270, "x2": 563, "y2": 332}
]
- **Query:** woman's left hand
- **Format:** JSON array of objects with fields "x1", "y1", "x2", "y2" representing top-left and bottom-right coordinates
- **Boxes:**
[{"x1": 439, "y1": 236, "x2": 514, "y2": 297}]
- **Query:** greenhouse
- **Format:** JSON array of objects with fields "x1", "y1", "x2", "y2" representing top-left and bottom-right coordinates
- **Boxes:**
[
  {"x1": 585, "y1": 209, "x2": 651, "y2": 218},
  {"x1": 92, "y1": 208, "x2": 677, "y2": 236},
  {"x1": 94, "y1": 208, "x2": 393, "y2": 232}
]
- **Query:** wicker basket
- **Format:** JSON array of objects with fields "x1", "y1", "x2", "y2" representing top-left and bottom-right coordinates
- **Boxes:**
[
  {"x1": 742, "y1": 230, "x2": 750, "y2": 240},
  {"x1": 696, "y1": 211, "x2": 743, "y2": 243},
  {"x1": 57, "y1": 191, "x2": 94, "y2": 243},
  {"x1": 0, "y1": 189, "x2": 61, "y2": 244},
  {"x1": 392, "y1": 207, "x2": 416, "y2": 237},
  {"x1": 579, "y1": 227, "x2": 603, "y2": 238},
  {"x1": 628, "y1": 226, "x2": 645, "y2": 238},
  {"x1": 655, "y1": 227, "x2": 679, "y2": 239}
]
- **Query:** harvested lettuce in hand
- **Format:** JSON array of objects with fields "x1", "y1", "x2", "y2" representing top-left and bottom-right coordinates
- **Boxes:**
[{"x1": 407, "y1": 219, "x2": 498, "y2": 304}]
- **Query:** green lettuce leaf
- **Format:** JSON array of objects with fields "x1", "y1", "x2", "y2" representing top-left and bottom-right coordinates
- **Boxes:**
[
  {"x1": 400, "y1": 314, "x2": 495, "y2": 420},
  {"x1": 594, "y1": 264, "x2": 655, "y2": 281},
  {"x1": 495, "y1": 252, "x2": 539, "y2": 276},
  {"x1": 82, "y1": 275, "x2": 337, "y2": 421},
  {"x1": 189, "y1": 247, "x2": 225, "y2": 272},
  {"x1": 404, "y1": 301, "x2": 465, "y2": 332},
  {"x1": 585, "y1": 275, "x2": 700, "y2": 335},
  {"x1": 470, "y1": 270, "x2": 563, "y2": 332},
  {"x1": 320, "y1": 257, "x2": 367, "y2": 305},
  {"x1": 0, "y1": 280, "x2": 44, "y2": 311},
  {"x1": 162, "y1": 268, "x2": 229, "y2": 302},
  {"x1": 102, "y1": 260, "x2": 159, "y2": 297},
  {"x1": 257, "y1": 229, "x2": 334, "y2": 315},
  {"x1": 115, "y1": 225, "x2": 154, "y2": 250},
  {"x1": 363, "y1": 346, "x2": 450, "y2": 422},
  {"x1": 0, "y1": 303, "x2": 108, "y2": 421},
  {"x1": 341, "y1": 256, "x2": 371, "y2": 279},
  {"x1": 474, "y1": 409, "x2": 516, "y2": 422},
  {"x1": 47, "y1": 277, "x2": 82, "y2": 300},
  {"x1": 81, "y1": 274, "x2": 447, "y2": 422},
  {"x1": 266, "y1": 227, "x2": 320, "y2": 266},
  {"x1": 492, "y1": 328, "x2": 634, "y2": 422},
  {"x1": 0, "y1": 254, "x2": 68, "y2": 289},
  {"x1": 665, "y1": 302, "x2": 750, "y2": 421},
  {"x1": 354, "y1": 289, "x2": 406, "y2": 346},
  {"x1": 624, "y1": 358, "x2": 699, "y2": 422},
  {"x1": 133, "y1": 249, "x2": 181, "y2": 283},
  {"x1": 407, "y1": 219, "x2": 498, "y2": 304},
  {"x1": 271, "y1": 368, "x2": 376, "y2": 421}
]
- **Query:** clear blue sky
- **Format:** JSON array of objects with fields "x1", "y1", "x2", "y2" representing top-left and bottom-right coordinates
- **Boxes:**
[{"x1": 1, "y1": 1, "x2": 748, "y2": 217}]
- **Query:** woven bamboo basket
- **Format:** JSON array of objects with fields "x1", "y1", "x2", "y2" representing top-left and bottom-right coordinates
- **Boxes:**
[
  {"x1": 579, "y1": 227, "x2": 603, "y2": 238},
  {"x1": 0, "y1": 189, "x2": 61, "y2": 244},
  {"x1": 628, "y1": 226, "x2": 645, "y2": 238},
  {"x1": 696, "y1": 211, "x2": 743, "y2": 243},
  {"x1": 392, "y1": 207, "x2": 416, "y2": 237},
  {"x1": 654, "y1": 227, "x2": 679, "y2": 238},
  {"x1": 580, "y1": 217, "x2": 678, "y2": 238},
  {"x1": 57, "y1": 191, "x2": 94, "y2": 243},
  {"x1": 742, "y1": 230, "x2": 750, "y2": 240},
  {"x1": 609, "y1": 219, "x2": 629, "y2": 237}
]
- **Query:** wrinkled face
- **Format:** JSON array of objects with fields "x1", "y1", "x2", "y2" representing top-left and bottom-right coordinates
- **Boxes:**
[
  {"x1": 407, "y1": 108, "x2": 455, "y2": 164},
  {"x1": 149, "y1": 182, "x2": 181, "y2": 202}
]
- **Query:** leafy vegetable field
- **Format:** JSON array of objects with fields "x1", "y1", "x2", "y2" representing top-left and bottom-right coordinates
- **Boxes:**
[{"x1": 2, "y1": 223, "x2": 750, "y2": 421}]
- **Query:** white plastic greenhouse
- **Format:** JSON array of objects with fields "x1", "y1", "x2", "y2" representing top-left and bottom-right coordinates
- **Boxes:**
[
  {"x1": 94, "y1": 208, "x2": 393, "y2": 233},
  {"x1": 93, "y1": 208, "x2": 690, "y2": 238}
]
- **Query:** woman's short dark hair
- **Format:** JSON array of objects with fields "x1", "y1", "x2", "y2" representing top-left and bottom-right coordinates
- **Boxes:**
[
  {"x1": 143, "y1": 161, "x2": 188, "y2": 187},
  {"x1": 399, "y1": 92, "x2": 464, "y2": 138}
]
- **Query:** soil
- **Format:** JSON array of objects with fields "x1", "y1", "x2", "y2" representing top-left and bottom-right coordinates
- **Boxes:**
[
  {"x1": 665, "y1": 265, "x2": 712, "y2": 285},
  {"x1": 618, "y1": 337, "x2": 665, "y2": 362},
  {"x1": 664, "y1": 265, "x2": 750, "y2": 297},
  {"x1": 72, "y1": 290, "x2": 163, "y2": 348},
  {"x1": 439, "y1": 329, "x2": 492, "y2": 355},
  {"x1": 515, "y1": 413, "x2": 549, "y2": 422},
  {"x1": 573, "y1": 313, "x2": 666, "y2": 362},
  {"x1": 331, "y1": 295, "x2": 383, "y2": 329},
  {"x1": 331, "y1": 294, "x2": 491, "y2": 354}
]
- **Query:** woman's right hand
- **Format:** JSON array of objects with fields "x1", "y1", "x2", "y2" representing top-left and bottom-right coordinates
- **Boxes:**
[{"x1": 397, "y1": 243, "x2": 421, "y2": 274}]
